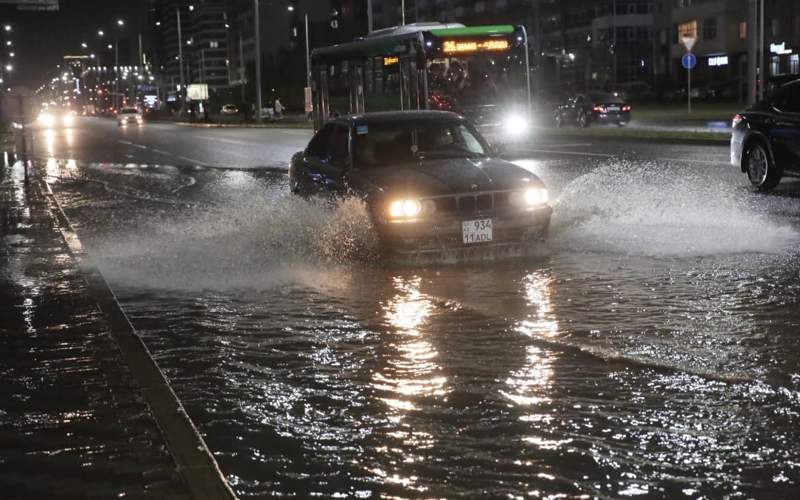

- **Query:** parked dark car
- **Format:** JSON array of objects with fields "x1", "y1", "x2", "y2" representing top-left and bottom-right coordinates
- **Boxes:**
[
  {"x1": 731, "y1": 79, "x2": 800, "y2": 190},
  {"x1": 554, "y1": 92, "x2": 631, "y2": 128},
  {"x1": 289, "y1": 111, "x2": 552, "y2": 257}
]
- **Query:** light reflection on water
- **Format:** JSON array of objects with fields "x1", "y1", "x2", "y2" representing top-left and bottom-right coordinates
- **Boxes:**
[{"x1": 48, "y1": 157, "x2": 800, "y2": 498}]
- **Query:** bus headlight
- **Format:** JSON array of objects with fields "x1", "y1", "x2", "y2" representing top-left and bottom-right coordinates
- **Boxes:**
[
  {"x1": 389, "y1": 199, "x2": 422, "y2": 219},
  {"x1": 504, "y1": 114, "x2": 530, "y2": 137},
  {"x1": 38, "y1": 113, "x2": 55, "y2": 127}
]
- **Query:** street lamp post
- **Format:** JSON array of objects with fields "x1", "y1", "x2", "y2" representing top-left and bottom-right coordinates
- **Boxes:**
[
  {"x1": 177, "y1": 7, "x2": 185, "y2": 94},
  {"x1": 287, "y1": 5, "x2": 311, "y2": 116},
  {"x1": 254, "y1": 0, "x2": 263, "y2": 121}
]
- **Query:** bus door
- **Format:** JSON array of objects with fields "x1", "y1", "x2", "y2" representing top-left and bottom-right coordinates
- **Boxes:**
[
  {"x1": 399, "y1": 59, "x2": 411, "y2": 110},
  {"x1": 351, "y1": 62, "x2": 366, "y2": 114},
  {"x1": 314, "y1": 68, "x2": 330, "y2": 130}
]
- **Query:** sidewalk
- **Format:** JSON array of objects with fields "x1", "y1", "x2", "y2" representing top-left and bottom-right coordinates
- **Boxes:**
[{"x1": 0, "y1": 159, "x2": 234, "y2": 499}]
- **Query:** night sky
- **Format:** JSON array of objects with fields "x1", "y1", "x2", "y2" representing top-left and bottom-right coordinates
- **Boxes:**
[{"x1": 1, "y1": 0, "x2": 147, "y2": 89}]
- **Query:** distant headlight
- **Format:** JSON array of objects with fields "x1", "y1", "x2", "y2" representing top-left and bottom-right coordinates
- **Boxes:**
[
  {"x1": 63, "y1": 114, "x2": 75, "y2": 127},
  {"x1": 504, "y1": 114, "x2": 530, "y2": 136},
  {"x1": 389, "y1": 199, "x2": 422, "y2": 219},
  {"x1": 511, "y1": 188, "x2": 548, "y2": 207}
]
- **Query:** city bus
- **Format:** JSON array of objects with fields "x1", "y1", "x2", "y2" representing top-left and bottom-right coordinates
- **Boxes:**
[{"x1": 310, "y1": 23, "x2": 532, "y2": 137}]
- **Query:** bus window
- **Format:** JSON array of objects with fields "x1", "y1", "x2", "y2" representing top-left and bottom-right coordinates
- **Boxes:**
[
  {"x1": 328, "y1": 61, "x2": 351, "y2": 117},
  {"x1": 364, "y1": 56, "x2": 403, "y2": 112}
]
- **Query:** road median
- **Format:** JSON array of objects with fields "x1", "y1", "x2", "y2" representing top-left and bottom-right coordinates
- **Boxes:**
[{"x1": 532, "y1": 125, "x2": 730, "y2": 146}]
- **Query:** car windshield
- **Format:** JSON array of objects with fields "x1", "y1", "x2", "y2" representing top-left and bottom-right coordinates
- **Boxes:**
[
  {"x1": 354, "y1": 120, "x2": 488, "y2": 168},
  {"x1": 588, "y1": 93, "x2": 624, "y2": 104},
  {"x1": 121, "y1": 109, "x2": 138, "y2": 114}
]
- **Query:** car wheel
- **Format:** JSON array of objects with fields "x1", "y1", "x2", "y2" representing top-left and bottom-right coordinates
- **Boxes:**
[
  {"x1": 577, "y1": 111, "x2": 589, "y2": 128},
  {"x1": 745, "y1": 141, "x2": 781, "y2": 191},
  {"x1": 554, "y1": 113, "x2": 563, "y2": 128}
]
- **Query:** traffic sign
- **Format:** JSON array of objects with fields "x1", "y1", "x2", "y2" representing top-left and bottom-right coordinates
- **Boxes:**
[
  {"x1": 681, "y1": 35, "x2": 696, "y2": 52},
  {"x1": 681, "y1": 53, "x2": 697, "y2": 70}
]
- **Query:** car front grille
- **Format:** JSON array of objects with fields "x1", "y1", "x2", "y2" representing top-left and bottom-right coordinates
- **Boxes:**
[{"x1": 430, "y1": 190, "x2": 513, "y2": 216}]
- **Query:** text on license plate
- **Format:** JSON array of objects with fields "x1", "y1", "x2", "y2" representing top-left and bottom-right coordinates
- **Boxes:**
[
  {"x1": 607, "y1": 106, "x2": 620, "y2": 112},
  {"x1": 462, "y1": 218, "x2": 493, "y2": 244}
]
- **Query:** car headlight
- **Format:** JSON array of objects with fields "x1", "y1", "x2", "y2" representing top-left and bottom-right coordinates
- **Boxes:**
[
  {"x1": 510, "y1": 188, "x2": 548, "y2": 207},
  {"x1": 63, "y1": 115, "x2": 75, "y2": 127},
  {"x1": 504, "y1": 114, "x2": 530, "y2": 136},
  {"x1": 389, "y1": 199, "x2": 422, "y2": 219}
]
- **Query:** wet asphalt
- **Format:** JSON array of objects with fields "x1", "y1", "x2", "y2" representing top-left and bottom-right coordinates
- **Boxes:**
[{"x1": 15, "y1": 117, "x2": 800, "y2": 498}]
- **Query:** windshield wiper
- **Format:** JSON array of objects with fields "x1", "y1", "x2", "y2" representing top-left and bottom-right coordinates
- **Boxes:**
[{"x1": 416, "y1": 149, "x2": 487, "y2": 160}]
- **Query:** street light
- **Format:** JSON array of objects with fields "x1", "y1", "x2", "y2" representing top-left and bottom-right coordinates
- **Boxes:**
[
  {"x1": 97, "y1": 30, "x2": 105, "y2": 37},
  {"x1": 286, "y1": 5, "x2": 311, "y2": 101},
  {"x1": 3, "y1": 25, "x2": 11, "y2": 32}
]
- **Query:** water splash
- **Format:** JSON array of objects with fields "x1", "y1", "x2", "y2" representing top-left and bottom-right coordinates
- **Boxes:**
[
  {"x1": 548, "y1": 160, "x2": 798, "y2": 257},
  {"x1": 87, "y1": 192, "x2": 379, "y2": 291}
]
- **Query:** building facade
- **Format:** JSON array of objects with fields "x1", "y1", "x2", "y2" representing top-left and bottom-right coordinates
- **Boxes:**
[
  {"x1": 152, "y1": 0, "x2": 230, "y2": 102},
  {"x1": 662, "y1": 0, "x2": 800, "y2": 100},
  {"x1": 225, "y1": 0, "x2": 369, "y2": 109}
]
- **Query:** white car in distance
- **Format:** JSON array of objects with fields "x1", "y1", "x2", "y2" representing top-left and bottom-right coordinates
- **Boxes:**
[{"x1": 117, "y1": 107, "x2": 143, "y2": 127}]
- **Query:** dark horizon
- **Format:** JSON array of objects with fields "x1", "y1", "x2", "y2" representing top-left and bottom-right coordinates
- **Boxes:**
[{"x1": 1, "y1": 0, "x2": 146, "y2": 89}]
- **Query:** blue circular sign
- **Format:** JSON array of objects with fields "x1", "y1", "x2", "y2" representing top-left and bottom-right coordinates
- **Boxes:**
[{"x1": 681, "y1": 53, "x2": 697, "y2": 70}]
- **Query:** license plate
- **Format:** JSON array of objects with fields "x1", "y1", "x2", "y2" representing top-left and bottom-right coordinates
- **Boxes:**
[
  {"x1": 462, "y1": 219, "x2": 493, "y2": 244},
  {"x1": 607, "y1": 106, "x2": 620, "y2": 112}
]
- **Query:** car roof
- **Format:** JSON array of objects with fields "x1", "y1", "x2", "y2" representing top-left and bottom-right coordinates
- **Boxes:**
[{"x1": 329, "y1": 110, "x2": 466, "y2": 127}]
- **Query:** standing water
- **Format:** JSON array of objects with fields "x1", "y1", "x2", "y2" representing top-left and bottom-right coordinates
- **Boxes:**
[{"x1": 47, "y1": 157, "x2": 800, "y2": 498}]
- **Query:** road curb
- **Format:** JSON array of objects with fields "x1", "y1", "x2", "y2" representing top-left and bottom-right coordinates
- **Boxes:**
[
  {"x1": 170, "y1": 121, "x2": 312, "y2": 129},
  {"x1": 40, "y1": 178, "x2": 238, "y2": 500}
]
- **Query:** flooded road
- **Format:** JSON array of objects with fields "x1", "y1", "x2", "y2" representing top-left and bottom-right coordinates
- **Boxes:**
[{"x1": 41, "y1": 135, "x2": 800, "y2": 498}]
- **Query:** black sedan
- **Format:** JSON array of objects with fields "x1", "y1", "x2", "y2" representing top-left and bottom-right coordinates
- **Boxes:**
[
  {"x1": 554, "y1": 92, "x2": 631, "y2": 128},
  {"x1": 731, "y1": 79, "x2": 800, "y2": 190},
  {"x1": 289, "y1": 111, "x2": 552, "y2": 257}
]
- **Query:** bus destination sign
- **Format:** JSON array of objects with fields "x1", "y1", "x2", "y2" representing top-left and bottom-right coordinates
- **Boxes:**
[{"x1": 442, "y1": 39, "x2": 510, "y2": 54}]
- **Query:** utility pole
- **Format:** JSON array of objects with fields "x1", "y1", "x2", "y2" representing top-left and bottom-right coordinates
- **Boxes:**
[
  {"x1": 367, "y1": 0, "x2": 373, "y2": 33},
  {"x1": 304, "y1": 13, "x2": 311, "y2": 90},
  {"x1": 177, "y1": 6, "x2": 185, "y2": 105},
  {"x1": 747, "y1": 0, "x2": 758, "y2": 104},
  {"x1": 401, "y1": 0, "x2": 405, "y2": 26},
  {"x1": 758, "y1": 0, "x2": 765, "y2": 101},
  {"x1": 254, "y1": 0, "x2": 263, "y2": 121},
  {"x1": 239, "y1": 35, "x2": 246, "y2": 103},
  {"x1": 114, "y1": 40, "x2": 119, "y2": 110}
]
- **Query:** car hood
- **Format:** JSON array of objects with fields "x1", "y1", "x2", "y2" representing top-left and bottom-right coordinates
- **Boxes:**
[{"x1": 348, "y1": 157, "x2": 543, "y2": 198}]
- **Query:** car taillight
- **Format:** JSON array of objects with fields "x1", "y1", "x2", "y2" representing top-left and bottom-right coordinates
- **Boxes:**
[
  {"x1": 592, "y1": 105, "x2": 605, "y2": 113},
  {"x1": 732, "y1": 114, "x2": 744, "y2": 128},
  {"x1": 622, "y1": 105, "x2": 632, "y2": 112}
]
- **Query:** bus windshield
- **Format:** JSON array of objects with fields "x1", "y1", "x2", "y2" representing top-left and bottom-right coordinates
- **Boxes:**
[{"x1": 427, "y1": 50, "x2": 528, "y2": 112}]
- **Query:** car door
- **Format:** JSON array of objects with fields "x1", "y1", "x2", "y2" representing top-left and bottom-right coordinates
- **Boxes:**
[
  {"x1": 771, "y1": 85, "x2": 800, "y2": 172},
  {"x1": 299, "y1": 122, "x2": 352, "y2": 195},
  {"x1": 561, "y1": 96, "x2": 578, "y2": 121}
]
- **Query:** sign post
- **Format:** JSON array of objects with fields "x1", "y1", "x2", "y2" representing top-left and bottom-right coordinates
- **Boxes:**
[
  {"x1": 681, "y1": 35, "x2": 697, "y2": 114},
  {"x1": 2, "y1": 87, "x2": 37, "y2": 180}
]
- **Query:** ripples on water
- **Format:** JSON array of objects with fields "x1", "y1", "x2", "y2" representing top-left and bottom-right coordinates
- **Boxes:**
[{"x1": 53, "y1": 159, "x2": 800, "y2": 497}]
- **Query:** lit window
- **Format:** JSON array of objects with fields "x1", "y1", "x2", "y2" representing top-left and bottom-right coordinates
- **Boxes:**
[{"x1": 739, "y1": 22, "x2": 747, "y2": 40}]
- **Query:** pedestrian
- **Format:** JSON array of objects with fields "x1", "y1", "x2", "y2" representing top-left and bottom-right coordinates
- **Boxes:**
[{"x1": 274, "y1": 97, "x2": 284, "y2": 119}]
